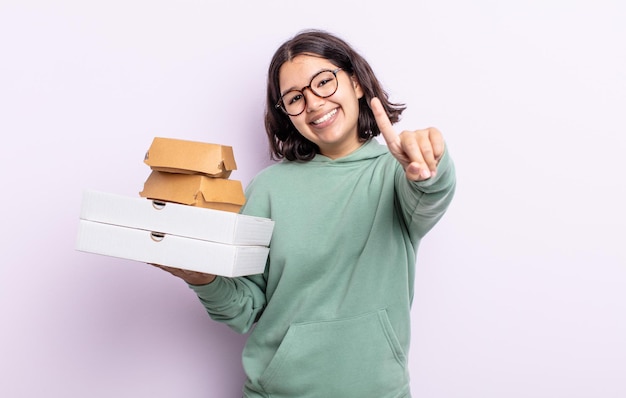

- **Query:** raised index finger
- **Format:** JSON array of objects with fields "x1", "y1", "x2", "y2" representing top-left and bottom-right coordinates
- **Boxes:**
[{"x1": 370, "y1": 97, "x2": 400, "y2": 149}]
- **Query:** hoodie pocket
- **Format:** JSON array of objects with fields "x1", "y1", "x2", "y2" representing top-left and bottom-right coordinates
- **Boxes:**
[{"x1": 258, "y1": 309, "x2": 409, "y2": 398}]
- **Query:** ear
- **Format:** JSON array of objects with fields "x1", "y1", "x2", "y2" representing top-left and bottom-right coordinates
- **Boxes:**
[{"x1": 351, "y1": 75, "x2": 364, "y2": 99}]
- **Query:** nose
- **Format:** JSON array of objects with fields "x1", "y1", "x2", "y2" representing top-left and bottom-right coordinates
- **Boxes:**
[{"x1": 303, "y1": 88, "x2": 324, "y2": 112}]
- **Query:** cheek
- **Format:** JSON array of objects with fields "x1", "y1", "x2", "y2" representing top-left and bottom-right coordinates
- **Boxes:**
[
  {"x1": 342, "y1": 87, "x2": 362, "y2": 110},
  {"x1": 289, "y1": 117, "x2": 308, "y2": 134},
  {"x1": 345, "y1": 96, "x2": 362, "y2": 120}
]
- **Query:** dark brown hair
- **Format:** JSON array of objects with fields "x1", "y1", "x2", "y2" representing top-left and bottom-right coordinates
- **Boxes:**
[{"x1": 265, "y1": 29, "x2": 406, "y2": 161}]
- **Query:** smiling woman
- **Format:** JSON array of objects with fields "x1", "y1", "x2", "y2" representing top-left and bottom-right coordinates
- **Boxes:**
[{"x1": 155, "y1": 29, "x2": 456, "y2": 398}]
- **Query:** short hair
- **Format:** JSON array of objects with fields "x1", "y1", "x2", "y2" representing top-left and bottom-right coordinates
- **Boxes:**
[{"x1": 265, "y1": 29, "x2": 406, "y2": 161}]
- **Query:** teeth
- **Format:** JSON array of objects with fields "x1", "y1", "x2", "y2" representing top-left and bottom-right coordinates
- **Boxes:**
[{"x1": 312, "y1": 109, "x2": 337, "y2": 125}]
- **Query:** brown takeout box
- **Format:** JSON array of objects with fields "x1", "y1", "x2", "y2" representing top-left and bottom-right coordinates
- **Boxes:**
[
  {"x1": 144, "y1": 137, "x2": 237, "y2": 178},
  {"x1": 139, "y1": 171, "x2": 246, "y2": 213}
]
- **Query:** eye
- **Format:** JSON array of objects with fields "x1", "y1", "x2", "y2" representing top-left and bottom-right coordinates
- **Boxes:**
[
  {"x1": 284, "y1": 91, "x2": 304, "y2": 105},
  {"x1": 317, "y1": 76, "x2": 335, "y2": 88}
]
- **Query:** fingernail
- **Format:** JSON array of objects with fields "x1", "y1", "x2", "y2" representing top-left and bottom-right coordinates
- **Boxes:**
[{"x1": 421, "y1": 169, "x2": 431, "y2": 179}]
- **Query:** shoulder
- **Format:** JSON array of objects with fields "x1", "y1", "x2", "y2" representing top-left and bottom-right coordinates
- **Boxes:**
[
  {"x1": 241, "y1": 161, "x2": 307, "y2": 218},
  {"x1": 247, "y1": 161, "x2": 298, "y2": 187},
  {"x1": 243, "y1": 160, "x2": 305, "y2": 199}
]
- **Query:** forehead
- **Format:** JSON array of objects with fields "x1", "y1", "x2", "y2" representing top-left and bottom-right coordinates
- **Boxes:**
[{"x1": 278, "y1": 54, "x2": 337, "y2": 89}]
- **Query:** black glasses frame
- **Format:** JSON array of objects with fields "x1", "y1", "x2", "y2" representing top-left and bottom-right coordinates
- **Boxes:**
[{"x1": 275, "y1": 68, "x2": 342, "y2": 116}]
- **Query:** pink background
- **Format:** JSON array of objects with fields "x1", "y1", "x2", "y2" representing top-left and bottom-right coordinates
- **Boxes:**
[{"x1": 1, "y1": 1, "x2": 625, "y2": 397}]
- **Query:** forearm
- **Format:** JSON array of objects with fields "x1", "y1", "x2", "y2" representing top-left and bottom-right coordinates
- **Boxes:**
[{"x1": 396, "y1": 148, "x2": 457, "y2": 239}]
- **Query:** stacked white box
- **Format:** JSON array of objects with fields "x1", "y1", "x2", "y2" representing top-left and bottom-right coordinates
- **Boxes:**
[{"x1": 76, "y1": 190, "x2": 274, "y2": 277}]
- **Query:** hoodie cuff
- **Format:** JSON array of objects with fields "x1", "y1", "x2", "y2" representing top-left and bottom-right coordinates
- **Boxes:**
[{"x1": 187, "y1": 276, "x2": 231, "y2": 302}]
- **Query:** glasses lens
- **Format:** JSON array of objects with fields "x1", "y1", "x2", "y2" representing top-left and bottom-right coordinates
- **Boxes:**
[
  {"x1": 310, "y1": 70, "x2": 339, "y2": 98},
  {"x1": 282, "y1": 90, "x2": 305, "y2": 116}
]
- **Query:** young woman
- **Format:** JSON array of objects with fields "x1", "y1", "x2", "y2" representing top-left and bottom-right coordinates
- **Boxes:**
[{"x1": 156, "y1": 29, "x2": 456, "y2": 398}]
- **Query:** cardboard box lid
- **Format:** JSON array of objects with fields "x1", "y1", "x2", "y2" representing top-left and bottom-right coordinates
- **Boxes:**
[
  {"x1": 76, "y1": 220, "x2": 269, "y2": 277},
  {"x1": 139, "y1": 171, "x2": 246, "y2": 207},
  {"x1": 144, "y1": 137, "x2": 237, "y2": 177},
  {"x1": 80, "y1": 190, "x2": 273, "y2": 246}
]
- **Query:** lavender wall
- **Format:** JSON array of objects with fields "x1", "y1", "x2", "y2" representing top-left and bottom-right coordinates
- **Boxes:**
[{"x1": 1, "y1": 1, "x2": 624, "y2": 397}]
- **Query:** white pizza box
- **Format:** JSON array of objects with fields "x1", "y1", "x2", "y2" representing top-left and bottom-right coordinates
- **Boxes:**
[
  {"x1": 79, "y1": 190, "x2": 274, "y2": 247},
  {"x1": 76, "y1": 220, "x2": 269, "y2": 277}
]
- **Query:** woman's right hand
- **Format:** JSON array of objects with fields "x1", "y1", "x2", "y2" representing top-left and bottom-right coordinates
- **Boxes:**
[
  {"x1": 370, "y1": 97, "x2": 445, "y2": 181},
  {"x1": 150, "y1": 263, "x2": 217, "y2": 285}
]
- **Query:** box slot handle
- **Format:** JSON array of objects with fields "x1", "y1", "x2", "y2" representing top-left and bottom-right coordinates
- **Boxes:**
[
  {"x1": 150, "y1": 232, "x2": 165, "y2": 242},
  {"x1": 152, "y1": 200, "x2": 167, "y2": 210}
]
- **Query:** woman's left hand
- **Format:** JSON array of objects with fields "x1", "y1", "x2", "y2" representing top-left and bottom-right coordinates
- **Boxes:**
[{"x1": 370, "y1": 97, "x2": 445, "y2": 181}]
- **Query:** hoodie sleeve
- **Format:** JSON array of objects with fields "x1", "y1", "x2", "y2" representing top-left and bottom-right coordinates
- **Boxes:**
[
  {"x1": 394, "y1": 147, "x2": 456, "y2": 244},
  {"x1": 187, "y1": 272, "x2": 267, "y2": 334}
]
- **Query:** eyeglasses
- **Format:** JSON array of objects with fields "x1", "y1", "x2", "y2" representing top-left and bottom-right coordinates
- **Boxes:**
[{"x1": 275, "y1": 68, "x2": 342, "y2": 116}]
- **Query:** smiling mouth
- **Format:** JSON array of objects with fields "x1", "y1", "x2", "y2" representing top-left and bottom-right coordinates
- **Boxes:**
[{"x1": 311, "y1": 108, "x2": 338, "y2": 125}]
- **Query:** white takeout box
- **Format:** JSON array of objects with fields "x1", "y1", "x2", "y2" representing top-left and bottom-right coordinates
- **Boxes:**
[
  {"x1": 79, "y1": 190, "x2": 274, "y2": 246},
  {"x1": 76, "y1": 190, "x2": 274, "y2": 277},
  {"x1": 76, "y1": 220, "x2": 269, "y2": 277}
]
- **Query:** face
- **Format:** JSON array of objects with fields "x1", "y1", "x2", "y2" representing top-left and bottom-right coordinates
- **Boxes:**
[{"x1": 278, "y1": 54, "x2": 364, "y2": 159}]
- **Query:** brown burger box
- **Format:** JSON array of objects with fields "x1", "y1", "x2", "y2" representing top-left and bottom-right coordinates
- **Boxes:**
[
  {"x1": 144, "y1": 137, "x2": 237, "y2": 178},
  {"x1": 139, "y1": 170, "x2": 246, "y2": 213}
]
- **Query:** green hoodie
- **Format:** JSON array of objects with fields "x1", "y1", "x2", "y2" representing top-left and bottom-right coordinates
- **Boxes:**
[{"x1": 190, "y1": 139, "x2": 456, "y2": 398}]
